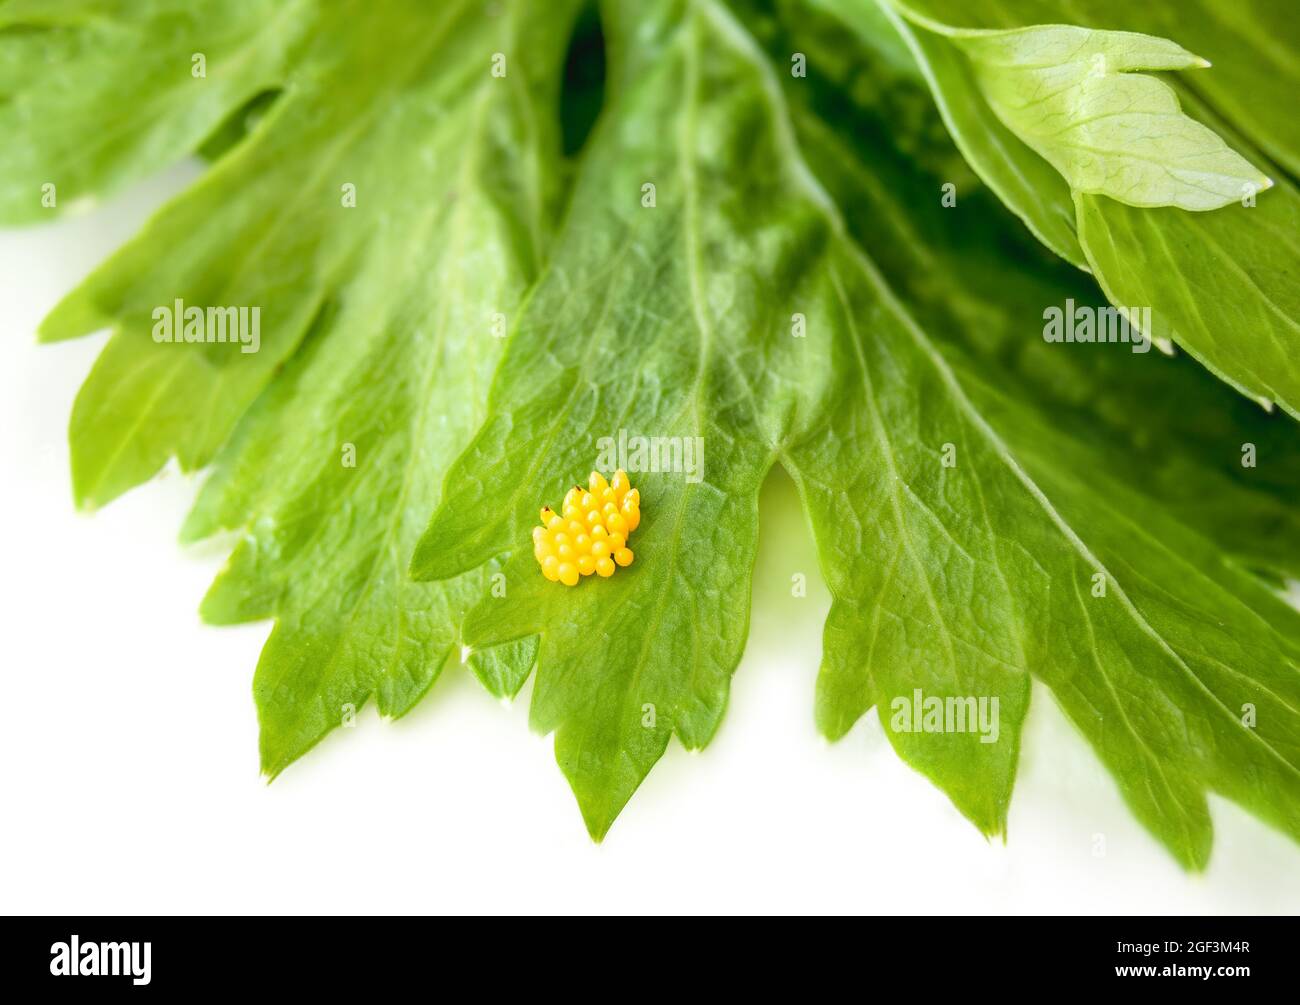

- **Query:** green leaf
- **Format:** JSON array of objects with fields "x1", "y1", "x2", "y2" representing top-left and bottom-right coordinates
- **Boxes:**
[
  {"x1": 0, "y1": 0, "x2": 312, "y2": 224},
  {"x1": 849, "y1": 0, "x2": 1300, "y2": 418},
  {"x1": 7, "y1": 0, "x2": 579, "y2": 774},
  {"x1": 414, "y1": 0, "x2": 1300, "y2": 861},
  {"x1": 893, "y1": 0, "x2": 1300, "y2": 180},
  {"x1": 892, "y1": 5, "x2": 1271, "y2": 211},
  {"x1": 856, "y1": 0, "x2": 1086, "y2": 267},
  {"x1": 1073, "y1": 91, "x2": 1300, "y2": 416},
  {"x1": 12, "y1": 0, "x2": 1300, "y2": 866},
  {"x1": 957, "y1": 27, "x2": 1268, "y2": 211},
  {"x1": 771, "y1": 0, "x2": 1300, "y2": 582}
]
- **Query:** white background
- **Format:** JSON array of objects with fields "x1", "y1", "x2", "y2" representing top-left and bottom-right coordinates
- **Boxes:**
[{"x1": 2, "y1": 166, "x2": 1298, "y2": 916}]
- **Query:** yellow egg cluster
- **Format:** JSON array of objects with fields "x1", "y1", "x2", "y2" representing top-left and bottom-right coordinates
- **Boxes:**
[{"x1": 533, "y1": 469, "x2": 640, "y2": 586}]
